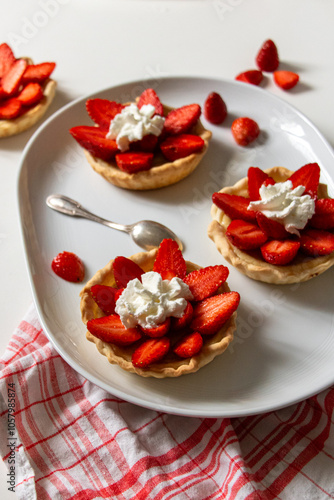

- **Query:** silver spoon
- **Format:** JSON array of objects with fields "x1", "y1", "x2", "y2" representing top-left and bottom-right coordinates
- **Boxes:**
[{"x1": 46, "y1": 194, "x2": 183, "y2": 251}]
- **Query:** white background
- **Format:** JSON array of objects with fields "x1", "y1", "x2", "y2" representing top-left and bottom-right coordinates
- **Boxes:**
[{"x1": 1, "y1": 0, "x2": 334, "y2": 497}]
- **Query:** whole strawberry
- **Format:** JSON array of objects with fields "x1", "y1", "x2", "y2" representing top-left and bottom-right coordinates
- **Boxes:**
[
  {"x1": 256, "y1": 39, "x2": 279, "y2": 72},
  {"x1": 204, "y1": 92, "x2": 227, "y2": 124},
  {"x1": 52, "y1": 251, "x2": 85, "y2": 282},
  {"x1": 231, "y1": 117, "x2": 260, "y2": 146}
]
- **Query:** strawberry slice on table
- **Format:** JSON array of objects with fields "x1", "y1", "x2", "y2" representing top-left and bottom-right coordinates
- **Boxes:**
[
  {"x1": 309, "y1": 198, "x2": 334, "y2": 230},
  {"x1": 173, "y1": 331, "x2": 203, "y2": 359},
  {"x1": 22, "y1": 62, "x2": 56, "y2": 83},
  {"x1": 0, "y1": 43, "x2": 16, "y2": 78},
  {"x1": 86, "y1": 99, "x2": 124, "y2": 130},
  {"x1": 17, "y1": 82, "x2": 43, "y2": 107},
  {"x1": 140, "y1": 318, "x2": 171, "y2": 338},
  {"x1": 160, "y1": 134, "x2": 204, "y2": 161},
  {"x1": 112, "y1": 256, "x2": 144, "y2": 288},
  {"x1": 153, "y1": 238, "x2": 187, "y2": 280},
  {"x1": 231, "y1": 117, "x2": 260, "y2": 146},
  {"x1": 0, "y1": 98, "x2": 22, "y2": 119},
  {"x1": 132, "y1": 337, "x2": 170, "y2": 368},
  {"x1": 90, "y1": 284, "x2": 120, "y2": 315},
  {"x1": 226, "y1": 219, "x2": 268, "y2": 250},
  {"x1": 212, "y1": 192, "x2": 257, "y2": 222},
  {"x1": 163, "y1": 103, "x2": 201, "y2": 135},
  {"x1": 261, "y1": 239, "x2": 300, "y2": 265},
  {"x1": 51, "y1": 251, "x2": 85, "y2": 282},
  {"x1": 190, "y1": 291, "x2": 240, "y2": 335},
  {"x1": 300, "y1": 229, "x2": 334, "y2": 257},
  {"x1": 171, "y1": 301, "x2": 193, "y2": 330},
  {"x1": 183, "y1": 265, "x2": 229, "y2": 301},
  {"x1": 256, "y1": 212, "x2": 289, "y2": 239},
  {"x1": 274, "y1": 71, "x2": 299, "y2": 90},
  {"x1": 256, "y1": 39, "x2": 279, "y2": 72},
  {"x1": 235, "y1": 70, "x2": 263, "y2": 86},
  {"x1": 69, "y1": 125, "x2": 119, "y2": 160},
  {"x1": 204, "y1": 92, "x2": 227, "y2": 124},
  {"x1": 87, "y1": 314, "x2": 142, "y2": 345},
  {"x1": 115, "y1": 151, "x2": 153, "y2": 173},
  {"x1": 1, "y1": 58, "x2": 27, "y2": 95},
  {"x1": 247, "y1": 166, "x2": 275, "y2": 201},
  {"x1": 288, "y1": 162, "x2": 320, "y2": 199},
  {"x1": 137, "y1": 88, "x2": 163, "y2": 116}
]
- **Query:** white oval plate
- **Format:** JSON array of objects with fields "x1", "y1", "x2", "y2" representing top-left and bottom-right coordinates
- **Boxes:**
[{"x1": 18, "y1": 77, "x2": 334, "y2": 418}]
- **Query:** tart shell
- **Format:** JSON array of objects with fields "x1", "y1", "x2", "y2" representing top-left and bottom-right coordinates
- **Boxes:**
[
  {"x1": 208, "y1": 166, "x2": 334, "y2": 284},
  {"x1": 80, "y1": 248, "x2": 237, "y2": 378}
]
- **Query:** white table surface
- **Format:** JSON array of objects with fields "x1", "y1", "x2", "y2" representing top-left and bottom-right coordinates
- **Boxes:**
[{"x1": 1, "y1": 0, "x2": 334, "y2": 497}]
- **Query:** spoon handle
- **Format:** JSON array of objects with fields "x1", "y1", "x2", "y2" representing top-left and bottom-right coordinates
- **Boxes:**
[{"x1": 46, "y1": 194, "x2": 129, "y2": 233}]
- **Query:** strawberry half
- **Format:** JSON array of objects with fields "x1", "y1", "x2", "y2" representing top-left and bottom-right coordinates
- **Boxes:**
[
  {"x1": 51, "y1": 251, "x2": 85, "y2": 282},
  {"x1": 235, "y1": 70, "x2": 263, "y2": 86},
  {"x1": 171, "y1": 301, "x2": 193, "y2": 331},
  {"x1": 137, "y1": 88, "x2": 163, "y2": 116},
  {"x1": 90, "y1": 284, "x2": 120, "y2": 315},
  {"x1": 190, "y1": 291, "x2": 240, "y2": 335},
  {"x1": 173, "y1": 331, "x2": 203, "y2": 358},
  {"x1": 160, "y1": 134, "x2": 204, "y2": 161},
  {"x1": 115, "y1": 151, "x2": 153, "y2": 173},
  {"x1": 140, "y1": 318, "x2": 171, "y2": 338},
  {"x1": 22, "y1": 62, "x2": 56, "y2": 83},
  {"x1": 231, "y1": 117, "x2": 260, "y2": 146},
  {"x1": 112, "y1": 256, "x2": 144, "y2": 288},
  {"x1": 0, "y1": 98, "x2": 22, "y2": 119},
  {"x1": 256, "y1": 212, "x2": 288, "y2": 239},
  {"x1": 183, "y1": 265, "x2": 229, "y2": 301},
  {"x1": 204, "y1": 92, "x2": 227, "y2": 124},
  {"x1": 300, "y1": 229, "x2": 334, "y2": 257},
  {"x1": 309, "y1": 198, "x2": 334, "y2": 230},
  {"x1": 17, "y1": 82, "x2": 43, "y2": 107},
  {"x1": 132, "y1": 337, "x2": 170, "y2": 368},
  {"x1": 163, "y1": 103, "x2": 201, "y2": 135},
  {"x1": 212, "y1": 192, "x2": 257, "y2": 222},
  {"x1": 288, "y1": 163, "x2": 320, "y2": 199},
  {"x1": 274, "y1": 71, "x2": 299, "y2": 90},
  {"x1": 87, "y1": 314, "x2": 142, "y2": 345},
  {"x1": 226, "y1": 219, "x2": 268, "y2": 250},
  {"x1": 247, "y1": 166, "x2": 275, "y2": 201},
  {"x1": 130, "y1": 134, "x2": 158, "y2": 153},
  {"x1": 86, "y1": 99, "x2": 124, "y2": 130},
  {"x1": 153, "y1": 238, "x2": 187, "y2": 280},
  {"x1": 256, "y1": 39, "x2": 279, "y2": 72},
  {"x1": 1, "y1": 58, "x2": 27, "y2": 96},
  {"x1": 261, "y1": 239, "x2": 300, "y2": 265},
  {"x1": 69, "y1": 125, "x2": 119, "y2": 160},
  {"x1": 0, "y1": 43, "x2": 16, "y2": 78}
]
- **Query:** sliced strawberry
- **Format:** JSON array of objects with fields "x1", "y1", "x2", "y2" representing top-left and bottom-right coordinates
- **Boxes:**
[
  {"x1": 140, "y1": 318, "x2": 171, "y2": 338},
  {"x1": 274, "y1": 71, "x2": 299, "y2": 90},
  {"x1": 248, "y1": 166, "x2": 275, "y2": 201},
  {"x1": 235, "y1": 70, "x2": 263, "y2": 86},
  {"x1": 90, "y1": 284, "x2": 120, "y2": 315},
  {"x1": 256, "y1": 39, "x2": 279, "y2": 72},
  {"x1": 0, "y1": 98, "x2": 22, "y2": 119},
  {"x1": 173, "y1": 331, "x2": 203, "y2": 358},
  {"x1": 1, "y1": 58, "x2": 27, "y2": 96},
  {"x1": 137, "y1": 88, "x2": 163, "y2": 116},
  {"x1": 190, "y1": 291, "x2": 240, "y2": 335},
  {"x1": 183, "y1": 265, "x2": 229, "y2": 301},
  {"x1": 51, "y1": 251, "x2": 85, "y2": 283},
  {"x1": 309, "y1": 198, "x2": 334, "y2": 230},
  {"x1": 0, "y1": 43, "x2": 16, "y2": 78},
  {"x1": 263, "y1": 178, "x2": 276, "y2": 187},
  {"x1": 86, "y1": 99, "x2": 124, "y2": 130},
  {"x1": 231, "y1": 117, "x2": 260, "y2": 146},
  {"x1": 204, "y1": 92, "x2": 227, "y2": 124},
  {"x1": 153, "y1": 238, "x2": 187, "y2": 280},
  {"x1": 160, "y1": 134, "x2": 204, "y2": 161},
  {"x1": 22, "y1": 62, "x2": 56, "y2": 83},
  {"x1": 69, "y1": 125, "x2": 119, "y2": 160},
  {"x1": 87, "y1": 314, "x2": 142, "y2": 345},
  {"x1": 130, "y1": 134, "x2": 158, "y2": 152},
  {"x1": 171, "y1": 301, "x2": 193, "y2": 331},
  {"x1": 112, "y1": 256, "x2": 144, "y2": 288},
  {"x1": 288, "y1": 163, "x2": 320, "y2": 199},
  {"x1": 256, "y1": 212, "x2": 289, "y2": 239},
  {"x1": 212, "y1": 192, "x2": 257, "y2": 222},
  {"x1": 226, "y1": 219, "x2": 268, "y2": 250},
  {"x1": 300, "y1": 229, "x2": 334, "y2": 257},
  {"x1": 132, "y1": 337, "x2": 170, "y2": 368},
  {"x1": 115, "y1": 151, "x2": 153, "y2": 173},
  {"x1": 17, "y1": 82, "x2": 43, "y2": 106},
  {"x1": 261, "y1": 239, "x2": 300, "y2": 265},
  {"x1": 163, "y1": 103, "x2": 201, "y2": 135}
]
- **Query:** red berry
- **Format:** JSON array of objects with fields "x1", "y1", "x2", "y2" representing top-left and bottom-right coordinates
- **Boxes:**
[
  {"x1": 273, "y1": 71, "x2": 299, "y2": 90},
  {"x1": 256, "y1": 39, "x2": 279, "y2": 72},
  {"x1": 51, "y1": 251, "x2": 85, "y2": 283},
  {"x1": 231, "y1": 117, "x2": 260, "y2": 146},
  {"x1": 204, "y1": 92, "x2": 227, "y2": 124}
]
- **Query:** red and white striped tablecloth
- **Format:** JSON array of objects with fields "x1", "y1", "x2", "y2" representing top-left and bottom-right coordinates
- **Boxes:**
[{"x1": 1, "y1": 304, "x2": 333, "y2": 499}]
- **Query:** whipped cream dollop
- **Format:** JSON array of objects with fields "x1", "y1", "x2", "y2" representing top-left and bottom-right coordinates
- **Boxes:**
[
  {"x1": 106, "y1": 103, "x2": 165, "y2": 152},
  {"x1": 115, "y1": 271, "x2": 193, "y2": 329},
  {"x1": 248, "y1": 180, "x2": 315, "y2": 236}
]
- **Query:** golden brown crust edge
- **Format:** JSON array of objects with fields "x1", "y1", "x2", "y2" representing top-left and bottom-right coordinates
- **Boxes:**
[
  {"x1": 208, "y1": 166, "x2": 334, "y2": 284},
  {"x1": 80, "y1": 248, "x2": 236, "y2": 378}
]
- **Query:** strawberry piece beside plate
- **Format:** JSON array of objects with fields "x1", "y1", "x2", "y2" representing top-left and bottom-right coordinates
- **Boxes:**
[
  {"x1": 235, "y1": 70, "x2": 263, "y2": 86},
  {"x1": 51, "y1": 251, "x2": 85, "y2": 283},
  {"x1": 183, "y1": 265, "x2": 229, "y2": 301},
  {"x1": 256, "y1": 39, "x2": 279, "y2": 72},
  {"x1": 274, "y1": 70, "x2": 299, "y2": 90},
  {"x1": 190, "y1": 291, "x2": 240, "y2": 335}
]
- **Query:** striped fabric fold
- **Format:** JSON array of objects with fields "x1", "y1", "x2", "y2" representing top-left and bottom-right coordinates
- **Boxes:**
[{"x1": 0, "y1": 304, "x2": 333, "y2": 500}]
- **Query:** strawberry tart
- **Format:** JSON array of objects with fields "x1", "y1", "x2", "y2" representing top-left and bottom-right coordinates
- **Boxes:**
[
  {"x1": 208, "y1": 163, "x2": 334, "y2": 284},
  {"x1": 70, "y1": 88, "x2": 211, "y2": 190},
  {"x1": 80, "y1": 239, "x2": 240, "y2": 378},
  {"x1": 0, "y1": 43, "x2": 56, "y2": 138}
]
